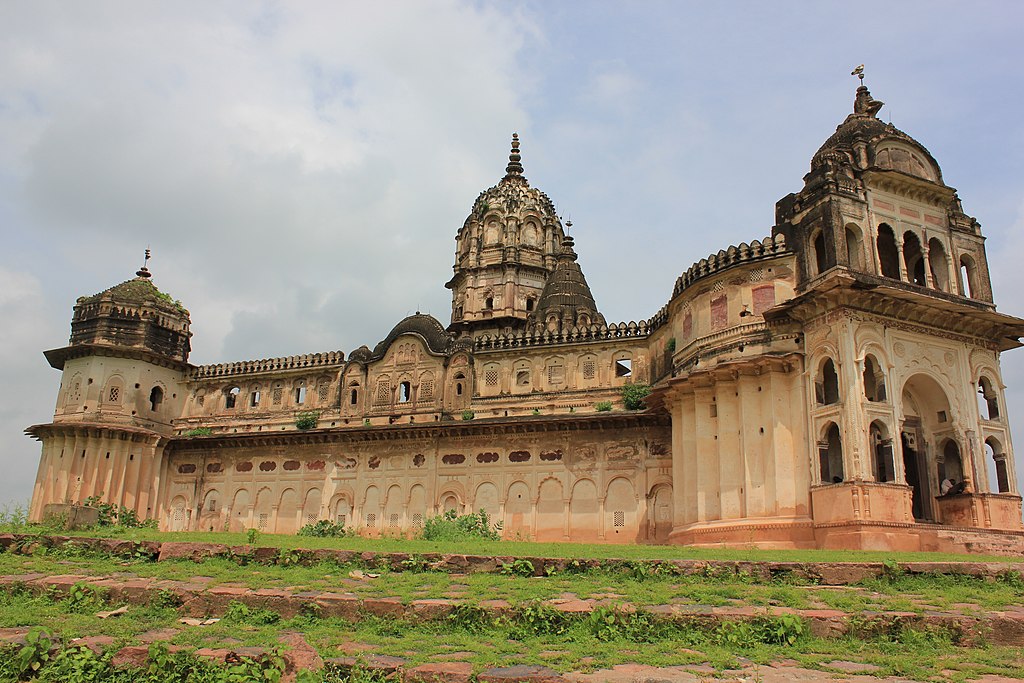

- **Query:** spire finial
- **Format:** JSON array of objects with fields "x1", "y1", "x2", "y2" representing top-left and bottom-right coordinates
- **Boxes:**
[
  {"x1": 136, "y1": 248, "x2": 152, "y2": 279},
  {"x1": 504, "y1": 132, "x2": 524, "y2": 179}
]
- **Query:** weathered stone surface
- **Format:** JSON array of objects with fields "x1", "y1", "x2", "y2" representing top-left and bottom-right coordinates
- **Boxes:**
[
  {"x1": 363, "y1": 597, "x2": 407, "y2": 618},
  {"x1": 411, "y1": 598, "x2": 455, "y2": 620},
  {"x1": 112, "y1": 645, "x2": 155, "y2": 668},
  {"x1": 404, "y1": 662, "x2": 475, "y2": 683},
  {"x1": 564, "y1": 663, "x2": 701, "y2": 682},
  {"x1": 280, "y1": 632, "x2": 324, "y2": 683},
  {"x1": 157, "y1": 542, "x2": 229, "y2": 562},
  {"x1": 478, "y1": 664, "x2": 567, "y2": 683}
]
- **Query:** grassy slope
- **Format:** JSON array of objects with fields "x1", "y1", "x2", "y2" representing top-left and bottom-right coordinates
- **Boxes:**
[{"x1": 41, "y1": 528, "x2": 1024, "y2": 563}]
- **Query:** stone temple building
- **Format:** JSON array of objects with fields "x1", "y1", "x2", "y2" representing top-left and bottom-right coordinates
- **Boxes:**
[{"x1": 26, "y1": 85, "x2": 1024, "y2": 552}]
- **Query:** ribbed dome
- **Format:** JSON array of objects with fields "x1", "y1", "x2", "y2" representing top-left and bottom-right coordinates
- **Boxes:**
[
  {"x1": 528, "y1": 235, "x2": 605, "y2": 334},
  {"x1": 369, "y1": 313, "x2": 452, "y2": 360},
  {"x1": 462, "y1": 133, "x2": 560, "y2": 233},
  {"x1": 811, "y1": 86, "x2": 942, "y2": 183}
]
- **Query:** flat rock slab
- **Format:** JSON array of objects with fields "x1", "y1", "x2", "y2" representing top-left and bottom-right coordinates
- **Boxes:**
[
  {"x1": 478, "y1": 665, "x2": 567, "y2": 683},
  {"x1": 404, "y1": 662, "x2": 475, "y2": 683},
  {"x1": 824, "y1": 661, "x2": 883, "y2": 673}
]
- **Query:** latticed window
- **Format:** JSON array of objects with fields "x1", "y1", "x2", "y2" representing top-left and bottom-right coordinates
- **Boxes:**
[
  {"x1": 420, "y1": 380, "x2": 434, "y2": 399},
  {"x1": 318, "y1": 383, "x2": 330, "y2": 403},
  {"x1": 365, "y1": 513, "x2": 376, "y2": 528},
  {"x1": 613, "y1": 511, "x2": 625, "y2": 528},
  {"x1": 197, "y1": 394, "x2": 205, "y2": 406},
  {"x1": 376, "y1": 379, "x2": 391, "y2": 404},
  {"x1": 258, "y1": 513, "x2": 269, "y2": 530},
  {"x1": 485, "y1": 369, "x2": 499, "y2": 386},
  {"x1": 272, "y1": 387, "x2": 283, "y2": 405},
  {"x1": 108, "y1": 386, "x2": 120, "y2": 402},
  {"x1": 582, "y1": 360, "x2": 596, "y2": 380},
  {"x1": 336, "y1": 514, "x2": 346, "y2": 527},
  {"x1": 305, "y1": 512, "x2": 317, "y2": 526},
  {"x1": 208, "y1": 499, "x2": 217, "y2": 512},
  {"x1": 412, "y1": 513, "x2": 423, "y2": 526},
  {"x1": 389, "y1": 513, "x2": 400, "y2": 528}
]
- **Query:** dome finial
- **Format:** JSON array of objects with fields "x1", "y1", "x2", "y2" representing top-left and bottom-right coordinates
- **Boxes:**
[
  {"x1": 135, "y1": 248, "x2": 152, "y2": 279},
  {"x1": 504, "y1": 132, "x2": 525, "y2": 180},
  {"x1": 850, "y1": 65, "x2": 883, "y2": 118}
]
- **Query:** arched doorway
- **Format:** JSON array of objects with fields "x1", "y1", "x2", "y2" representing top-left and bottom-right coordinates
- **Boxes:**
[{"x1": 901, "y1": 374, "x2": 955, "y2": 522}]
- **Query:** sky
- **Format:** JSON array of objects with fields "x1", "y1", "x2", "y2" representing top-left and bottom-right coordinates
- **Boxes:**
[{"x1": 1, "y1": 1, "x2": 1023, "y2": 509}]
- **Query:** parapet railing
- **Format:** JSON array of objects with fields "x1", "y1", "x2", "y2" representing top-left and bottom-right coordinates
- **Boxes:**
[
  {"x1": 190, "y1": 350, "x2": 346, "y2": 380},
  {"x1": 473, "y1": 321, "x2": 650, "y2": 351},
  {"x1": 671, "y1": 234, "x2": 789, "y2": 299}
]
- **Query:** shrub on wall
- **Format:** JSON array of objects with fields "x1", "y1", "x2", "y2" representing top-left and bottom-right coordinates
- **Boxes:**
[
  {"x1": 622, "y1": 383, "x2": 651, "y2": 411},
  {"x1": 594, "y1": 401, "x2": 613, "y2": 412},
  {"x1": 295, "y1": 411, "x2": 320, "y2": 430},
  {"x1": 461, "y1": 409, "x2": 475, "y2": 421}
]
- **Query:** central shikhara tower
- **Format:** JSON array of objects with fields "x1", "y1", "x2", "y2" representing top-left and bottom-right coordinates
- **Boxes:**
[{"x1": 25, "y1": 83, "x2": 1024, "y2": 553}]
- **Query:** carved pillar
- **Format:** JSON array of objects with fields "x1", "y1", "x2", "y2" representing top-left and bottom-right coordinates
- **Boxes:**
[{"x1": 922, "y1": 240, "x2": 934, "y2": 288}]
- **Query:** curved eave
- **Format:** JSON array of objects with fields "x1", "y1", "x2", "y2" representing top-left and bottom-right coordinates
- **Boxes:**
[
  {"x1": 769, "y1": 269, "x2": 1024, "y2": 351},
  {"x1": 25, "y1": 421, "x2": 166, "y2": 444},
  {"x1": 43, "y1": 344, "x2": 193, "y2": 372}
]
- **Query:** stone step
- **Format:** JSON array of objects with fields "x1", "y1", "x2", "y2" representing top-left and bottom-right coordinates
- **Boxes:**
[
  {"x1": 4, "y1": 572, "x2": 1024, "y2": 646},
  {"x1": 0, "y1": 628, "x2": 970, "y2": 683},
  {"x1": 2, "y1": 533, "x2": 1021, "y2": 584}
]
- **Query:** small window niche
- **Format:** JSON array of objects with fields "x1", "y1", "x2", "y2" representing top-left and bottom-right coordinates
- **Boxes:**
[
  {"x1": 615, "y1": 358, "x2": 633, "y2": 378},
  {"x1": 250, "y1": 387, "x2": 261, "y2": 407},
  {"x1": 225, "y1": 386, "x2": 240, "y2": 409},
  {"x1": 399, "y1": 381, "x2": 411, "y2": 403},
  {"x1": 149, "y1": 386, "x2": 163, "y2": 412},
  {"x1": 295, "y1": 385, "x2": 307, "y2": 405}
]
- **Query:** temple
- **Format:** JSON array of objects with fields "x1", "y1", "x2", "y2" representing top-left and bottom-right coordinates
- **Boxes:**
[{"x1": 26, "y1": 84, "x2": 1024, "y2": 552}]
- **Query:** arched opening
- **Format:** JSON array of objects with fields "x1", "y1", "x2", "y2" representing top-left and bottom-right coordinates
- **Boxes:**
[
  {"x1": 225, "y1": 386, "x2": 240, "y2": 409},
  {"x1": 812, "y1": 230, "x2": 828, "y2": 276},
  {"x1": 928, "y1": 238, "x2": 949, "y2": 291},
  {"x1": 959, "y1": 255, "x2": 977, "y2": 298},
  {"x1": 485, "y1": 296, "x2": 494, "y2": 310},
  {"x1": 870, "y1": 421, "x2": 895, "y2": 482},
  {"x1": 903, "y1": 231, "x2": 926, "y2": 286},
  {"x1": 250, "y1": 386, "x2": 260, "y2": 407},
  {"x1": 525, "y1": 298, "x2": 535, "y2": 312},
  {"x1": 978, "y1": 376, "x2": 1000, "y2": 420},
  {"x1": 398, "y1": 381, "x2": 411, "y2": 403},
  {"x1": 816, "y1": 358, "x2": 840, "y2": 405},
  {"x1": 845, "y1": 225, "x2": 864, "y2": 270},
  {"x1": 985, "y1": 438, "x2": 1011, "y2": 493},
  {"x1": 877, "y1": 224, "x2": 901, "y2": 279},
  {"x1": 149, "y1": 386, "x2": 163, "y2": 412},
  {"x1": 818, "y1": 422, "x2": 844, "y2": 484},
  {"x1": 901, "y1": 374, "x2": 954, "y2": 521},
  {"x1": 939, "y1": 439, "x2": 964, "y2": 494},
  {"x1": 863, "y1": 354, "x2": 886, "y2": 402}
]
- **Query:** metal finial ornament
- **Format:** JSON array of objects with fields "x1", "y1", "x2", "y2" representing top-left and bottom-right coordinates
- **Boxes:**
[
  {"x1": 851, "y1": 64, "x2": 865, "y2": 84},
  {"x1": 136, "y1": 247, "x2": 153, "y2": 279}
]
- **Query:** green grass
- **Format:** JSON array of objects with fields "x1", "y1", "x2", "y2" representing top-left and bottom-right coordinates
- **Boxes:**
[
  {"x1": 3, "y1": 526, "x2": 1024, "y2": 681},
  {"x1": 13, "y1": 526, "x2": 1023, "y2": 564},
  {"x1": 1, "y1": 587, "x2": 1022, "y2": 681}
]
